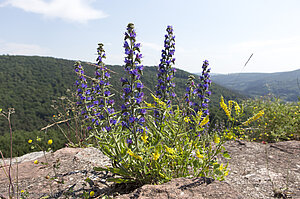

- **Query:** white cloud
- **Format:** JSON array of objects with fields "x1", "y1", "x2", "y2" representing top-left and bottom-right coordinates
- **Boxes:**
[
  {"x1": 0, "y1": 40, "x2": 50, "y2": 55},
  {"x1": 0, "y1": 0, "x2": 107, "y2": 23}
]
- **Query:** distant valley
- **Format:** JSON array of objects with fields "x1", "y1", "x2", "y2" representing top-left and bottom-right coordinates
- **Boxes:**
[{"x1": 204, "y1": 69, "x2": 300, "y2": 101}]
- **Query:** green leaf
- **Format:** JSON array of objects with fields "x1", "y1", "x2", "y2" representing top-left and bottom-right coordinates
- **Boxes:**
[
  {"x1": 94, "y1": 166, "x2": 109, "y2": 172},
  {"x1": 106, "y1": 177, "x2": 134, "y2": 183},
  {"x1": 223, "y1": 152, "x2": 231, "y2": 159}
]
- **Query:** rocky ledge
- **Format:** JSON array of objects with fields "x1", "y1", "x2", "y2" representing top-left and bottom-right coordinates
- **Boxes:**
[{"x1": 0, "y1": 140, "x2": 299, "y2": 198}]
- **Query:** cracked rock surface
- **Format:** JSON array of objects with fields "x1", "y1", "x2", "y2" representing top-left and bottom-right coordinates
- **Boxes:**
[{"x1": 0, "y1": 141, "x2": 299, "y2": 198}]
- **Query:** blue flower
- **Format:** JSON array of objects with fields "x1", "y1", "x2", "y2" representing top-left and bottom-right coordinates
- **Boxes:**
[
  {"x1": 136, "y1": 82, "x2": 143, "y2": 89},
  {"x1": 126, "y1": 138, "x2": 133, "y2": 144},
  {"x1": 155, "y1": 25, "x2": 176, "y2": 108},
  {"x1": 129, "y1": 116, "x2": 136, "y2": 123}
]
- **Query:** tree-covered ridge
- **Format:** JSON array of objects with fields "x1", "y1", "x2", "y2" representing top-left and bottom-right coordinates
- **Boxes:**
[
  {"x1": 210, "y1": 69, "x2": 300, "y2": 101},
  {"x1": 0, "y1": 55, "x2": 245, "y2": 134}
]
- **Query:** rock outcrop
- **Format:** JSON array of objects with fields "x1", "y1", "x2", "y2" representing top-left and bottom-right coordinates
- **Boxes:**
[{"x1": 0, "y1": 140, "x2": 299, "y2": 198}]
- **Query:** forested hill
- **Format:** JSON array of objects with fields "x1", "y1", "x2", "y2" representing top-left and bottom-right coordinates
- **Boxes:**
[
  {"x1": 0, "y1": 55, "x2": 245, "y2": 134},
  {"x1": 210, "y1": 69, "x2": 300, "y2": 101}
]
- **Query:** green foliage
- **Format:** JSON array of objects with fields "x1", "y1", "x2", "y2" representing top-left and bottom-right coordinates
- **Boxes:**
[
  {"x1": 94, "y1": 95, "x2": 230, "y2": 185},
  {"x1": 0, "y1": 55, "x2": 245, "y2": 134},
  {"x1": 242, "y1": 96, "x2": 300, "y2": 142}
]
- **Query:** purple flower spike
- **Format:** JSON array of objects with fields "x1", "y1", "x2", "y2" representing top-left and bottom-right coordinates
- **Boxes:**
[{"x1": 156, "y1": 25, "x2": 176, "y2": 108}]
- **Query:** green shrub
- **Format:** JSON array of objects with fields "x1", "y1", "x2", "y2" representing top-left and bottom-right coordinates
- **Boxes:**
[{"x1": 242, "y1": 96, "x2": 299, "y2": 142}]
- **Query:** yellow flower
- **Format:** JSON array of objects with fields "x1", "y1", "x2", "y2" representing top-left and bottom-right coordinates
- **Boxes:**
[
  {"x1": 214, "y1": 135, "x2": 220, "y2": 144},
  {"x1": 165, "y1": 146, "x2": 175, "y2": 154},
  {"x1": 36, "y1": 137, "x2": 41, "y2": 142},
  {"x1": 90, "y1": 191, "x2": 95, "y2": 197},
  {"x1": 34, "y1": 160, "x2": 39, "y2": 164},
  {"x1": 197, "y1": 110, "x2": 203, "y2": 117},
  {"x1": 199, "y1": 115, "x2": 209, "y2": 127},
  {"x1": 234, "y1": 101, "x2": 241, "y2": 115},
  {"x1": 28, "y1": 139, "x2": 32, "y2": 144},
  {"x1": 242, "y1": 110, "x2": 264, "y2": 126},
  {"x1": 184, "y1": 116, "x2": 190, "y2": 123},
  {"x1": 127, "y1": 149, "x2": 142, "y2": 160},
  {"x1": 224, "y1": 170, "x2": 229, "y2": 176},
  {"x1": 48, "y1": 139, "x2": 53, "y2": 145},
  {"x1": 141, "y1": 131, "x2": 148, "y2": 143},
  {"x1": 53, "y1": 115, "x2": 55, "y2": 117},
  {"x1": 290, "y1": 134, "x2": 294, "y2": 137},
  {"x1": 127, "y1": 149, "x2": 135, "y2": 157},
  {"x1": 196, "y1": 150, "x2": 204, "y2": 159},
  {"x1": 21, "y1": 190, "x2": 24, "y2": 193},
  {"x1": 135, "y1": 155, "x2": 143, "y2": 161},
  {"x1": 220, "y1": 96, "x2": 231, "y2": 119},
  {"x1": 219, "y1": 163, "x2": 224, "y2": 171},
  {"x1": 145, "y1": 101, "x2": 155, "y2": 108},
  {"x1": 152, "y1": 151, "x2": 160, "y2": 161}
]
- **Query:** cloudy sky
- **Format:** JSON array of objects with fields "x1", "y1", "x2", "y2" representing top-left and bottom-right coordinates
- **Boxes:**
[{"x1": 0, "y1": 0, "x2": 300, "y2": 74}]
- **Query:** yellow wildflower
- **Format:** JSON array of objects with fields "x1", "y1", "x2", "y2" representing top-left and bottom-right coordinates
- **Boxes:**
[
  {"x1": 214, "y1": 135, "x2": 220, "y2": 144},
  {"x1": 234, "y1": 101, "x2": 241, "y2": 115},
  {"x1": 184, "y1": 116, "x2": 190, "y2": 123},
  {"x1": 21, "y1": 190, "x2": 24, "y2": 193},
  {"x1": 34, "y1": 160, "x2": 39, "y2": 164},
  {"x1": 90, "y1": 191, "x2": 95, "y2": 197},
  {"x1": 199, "y1": 115, "x2": 209, "y2": 127},
  {"x1": 220, "y1": 96, "x2": 231, "y2": 119},
  {"x1": 48, "y1": 139, "x2": 53, "y2": 145},
  {"x1": 165, "y1": 146, "x2": 175, "y2": 154},
  {"x1": 28, "y1": 139, "x2": 32, "y2": 144},
  {"x1": 127, "y1": 149, "x2": 142, "y2": 160},
  {"x1": 152, "y1": 151, "x2": 160, "y2": 161},
  {"x1": 242, "y1": 110, "x2": 264, "y2": 126},
  {"x1": 219, "y1": 163, "x2": 224, "y2": 171},
  {"x1": 141, "y1": 132, "x2": 148, "y2": 143},
  {"x1": 197, "y1": 110, "x2": 203, "y2": 117},
  {"x1": 196, "y1": 150, "x2": 204, "y2": 159},
  {"x1": 53, "y1": 115, "x2": 55, "y2": 117},
  {"x1": 145, "y1": 101, "x2": 155, "y2": 108},
  {"x1": 224, "y1": 170, "x2": 229, "y2": 176},
  {"x1": 135, "y1": 155, "x2": 143, "y2": 161},
  {"x1": 127, "y1": 149, "x2": 135, "y2": 157}
]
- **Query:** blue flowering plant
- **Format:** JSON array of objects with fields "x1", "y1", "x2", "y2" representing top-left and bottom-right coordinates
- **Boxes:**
[
  {"x1": 154, "y1": 25, "x2": 177, "y2": 125},
  {"x1": 72, "y1": 23, "x2": 232, "y2": 185}
]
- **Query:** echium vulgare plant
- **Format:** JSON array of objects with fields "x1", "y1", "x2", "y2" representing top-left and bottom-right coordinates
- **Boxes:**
[
  {"x1": 154, "y1": 25, "x2": 176, "y2": 124},
  {"x1": 91, "y1": 43, "x2": 116, "y2": 134},
  {"x1": 185, "y1": 60, "x2": 211, "y2": 116},
  {"x1": 78, "y1": 23, "x2": 232, "y2": 187},
  {"x1": 184, "y1": 60, "x2": 211, "y2": 135},
  {"x1": 74, "y1": 61, "x2": 93, "y2": 130},
  {"x1": 120, "y1": 23, "x2": 146, "y2": 148},
  {"x1": 156, "y1": 25, "x2": 176, "y2": 105}
]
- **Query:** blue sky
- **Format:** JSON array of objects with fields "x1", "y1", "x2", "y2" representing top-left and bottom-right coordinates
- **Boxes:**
[{"x1": 0, "y1": 0, "x2": 300, "y2": 74}]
